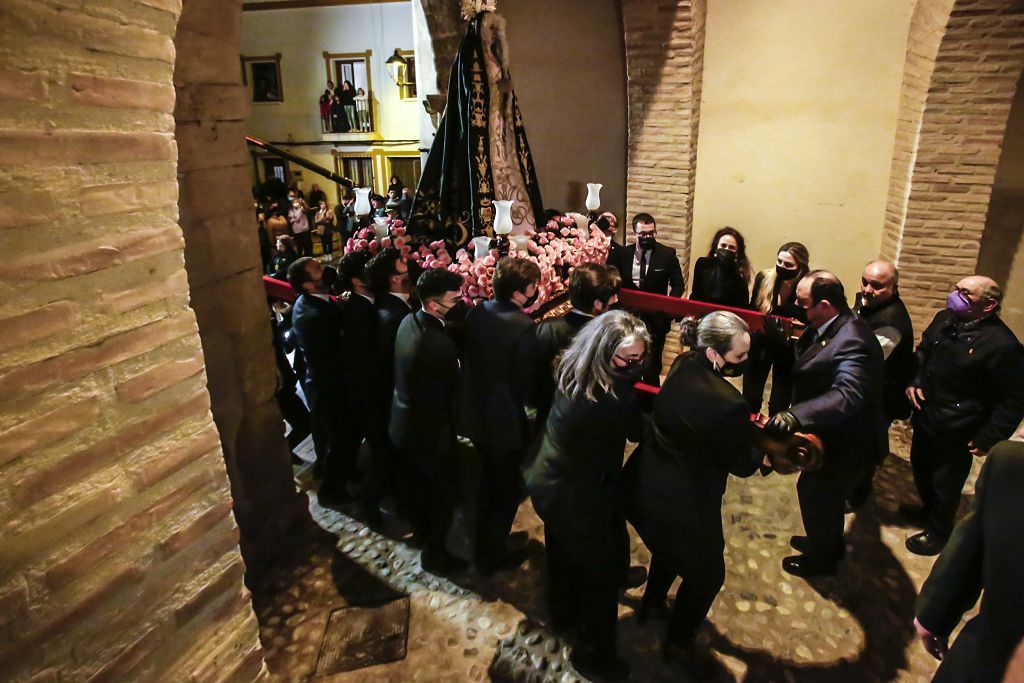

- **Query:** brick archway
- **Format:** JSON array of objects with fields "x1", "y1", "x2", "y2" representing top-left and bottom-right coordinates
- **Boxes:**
[{"x1": 884, "y1": 0, "x2": 1024, "y2": 331}]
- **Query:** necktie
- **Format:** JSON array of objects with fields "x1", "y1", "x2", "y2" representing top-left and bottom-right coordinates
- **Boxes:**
[
  {"x1": 639, "y1": 249, "x2": 649, "y2": 285},
  {"x1": 796, "y1": 328, "x2": 817, "y2": 355}
]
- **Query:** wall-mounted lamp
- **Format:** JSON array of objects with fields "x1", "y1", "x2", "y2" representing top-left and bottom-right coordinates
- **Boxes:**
[{"x1": 385, "y1": 49, "x2": 409, "y2": 85}]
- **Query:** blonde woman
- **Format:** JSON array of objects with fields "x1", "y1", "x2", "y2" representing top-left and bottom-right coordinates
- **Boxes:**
[
  {"x1": 524, "y1": 310, "x2": 650, "y2": 682},
  {"x1": 742, "y1": 241, "x2": 810, "y2": 414}
]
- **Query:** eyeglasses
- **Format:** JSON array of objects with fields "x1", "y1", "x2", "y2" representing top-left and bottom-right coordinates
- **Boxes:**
[{"x1": 613, "y1": 354, "x2": 648, "y2": 367}]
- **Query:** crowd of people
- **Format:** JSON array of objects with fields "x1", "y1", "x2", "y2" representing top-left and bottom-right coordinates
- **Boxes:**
[
  {"x1": 318, "y1": 79, "x2": 372, "y2": 133},
  {"x1": 270, "y1": 210, "x2": 1024, "y2": 682},
  {"x1": 258, "y1": 178, "x2": 414, "y2": 278}
]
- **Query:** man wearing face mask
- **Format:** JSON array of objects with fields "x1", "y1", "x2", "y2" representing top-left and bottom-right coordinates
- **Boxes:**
[
  {"x1": 287, "y1": 257, "x2": 357, "y2": 507},
  {"x1": 609, "y1": 213, "x2": 686, "y2": 385},
  {"x1": 901, "y1": 275, "x2": 1024, "y2": 556},
  {"x1": 390, "y1": 268, "x2": 469, "y2": 576},
  {"x1": 363, "y1": 249, "x2": 418, "y2": 519},
  {"x1": 764, "y1": 271, "x2": 884, "y2": 577},
  {"x1": 848, "y1": 260, "x2": 915, "y2": 509},
  {"x1": 462, "y1": 257, "x2": 542, "y2": 576}
]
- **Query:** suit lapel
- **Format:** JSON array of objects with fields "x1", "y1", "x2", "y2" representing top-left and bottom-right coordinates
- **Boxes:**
[{"x1": 796, "y1": 311, "x2": 851, "y2": 366}]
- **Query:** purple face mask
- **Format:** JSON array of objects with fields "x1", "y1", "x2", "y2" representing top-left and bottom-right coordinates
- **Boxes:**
[{"x1": 946, "y1": 290, "x2": 974, "y2": 316}]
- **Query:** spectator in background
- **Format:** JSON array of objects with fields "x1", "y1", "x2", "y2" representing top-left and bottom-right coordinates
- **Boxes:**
[
  {"x1": 388, "y1": 175, "x2": 404, "y2": 197},
  {"x1": 340, "y1": 80, "x2": 357, "y2": 132},
  {"x1": 597, "y1": 212, "x2": 621, "y2": 267},
  {"x1": 398, "y1": 187, "x2": 413, "y2": 222},
  {"x1": 742, "y1": 241, "x2": 810, "y2": 415},
  {"x1": 689, "y1": 227, "x2": 751, "y2": 309},
  {"x1": 314, "y1": 198, "x2": 335, "y2": 260},
  {"x1": 355, "y1": 87, "x2": 370, "y2": 131},
  {"x1": 371, "y1": 194, "x2": 387, "y2": 219},
  {"x1": 266, "y1": 209, "x2": 290, "y2": 242},
  {"x1": 268, "y1": 235, "x2": 298, "y2": 279},
  {"x1": 319, "y1": 85, "x2": 333, "y2": 132},
  {"x1": 330, "y1": 94, "x2": 345, "y2": 133},
  {"x1": 334, "y1": 194, "x2": 356, "y2": 240},
  {"x1": 289, "y1": 195, "x2": 312, "y2": 256},
  {"x1": 307, "y1": 183, "x2": 327, "y2": 209}
]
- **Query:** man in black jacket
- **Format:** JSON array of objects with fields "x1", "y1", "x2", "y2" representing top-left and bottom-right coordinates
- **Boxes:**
[
  {"x1": 608, "y1": 212, "x2": 685, "y2": 385},
  {"x1": 848, "y1": 260, "x2": 915, "y2": 508},
  {"x1": 914, "y1": 440, "x2": 1024, "y2": 682},
  {"x1": 365, "y1": 249, "x2": 416, "y2": 516},
  {"x1": 390, "y1": 268, "x2": 468, "y2": 576},
  {"x1": 463, "y1": 257, "x2": 541, "y2": 575},
  {"x1": 287, "y1": 257, "x2": 356, "y2": 507},
  {"x1": 765, "y1": 271, "x2": 884, "y2": 577},
  {"x1": 902, "y1": 275, "x2": 1024, "y2": 556},
  {"x1": 529, "y1": 263, "x2": 621, "y2": 434}
]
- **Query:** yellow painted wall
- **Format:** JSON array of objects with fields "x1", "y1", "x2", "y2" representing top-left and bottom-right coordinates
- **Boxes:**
[{"x1": 692, "y1": 0, "x2": 914, "y2": 299}]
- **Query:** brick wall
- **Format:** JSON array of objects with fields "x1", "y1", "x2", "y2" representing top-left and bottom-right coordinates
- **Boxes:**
[
  {"x1": 417, "y1": 0, "x2": 464, "y2": 98},
  {"x1": 0, "y1": 0, "x2": 265, "y2": 680},
  {"x1": 175, "y1": 0, "x2": 308, "y2": 573},
  {"x1": 893, "y1": 0, "x2": 1024, "y2": 332},
  {"x1": 621, "y1": 0, "x2": 706, "y2": 360}
]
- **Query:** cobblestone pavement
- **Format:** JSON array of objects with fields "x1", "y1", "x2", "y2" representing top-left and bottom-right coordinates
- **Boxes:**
[{"x1": 255, "y1": 429, "x2": 985, "y2": 682}]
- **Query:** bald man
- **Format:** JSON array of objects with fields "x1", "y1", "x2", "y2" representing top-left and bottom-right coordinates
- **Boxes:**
[
  {"x1": 902, "y1": 275, "x2": 1024, "y2": 556},
  {"x1": 764, "y1": 270, "x2": 884, "y2": 577},
  {"x1": 849, "y1": 260, "x2": 915, "y2": 508}
]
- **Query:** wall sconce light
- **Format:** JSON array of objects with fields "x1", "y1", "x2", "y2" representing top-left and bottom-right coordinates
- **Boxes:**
[{"x1": 386, "y1": 49, "x2": 409, "y2": 85}]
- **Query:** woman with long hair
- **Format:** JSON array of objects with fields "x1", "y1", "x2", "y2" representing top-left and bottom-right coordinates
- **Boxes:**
[
  {"x1": 524, "y1": 310, "x2": 650, "y2": 682},
  {"x1": 689, "y1": 226, "x2": 751, "y2": 308},
  {"x1": 742, "y1": 241, "x2": 810, "y2": 413},
  {"x1": 625, "y1": 311, "x2": 760, "y2": 679},
  {"x1": 314, "y1": 198, "x2": 335, "y2": 258}
]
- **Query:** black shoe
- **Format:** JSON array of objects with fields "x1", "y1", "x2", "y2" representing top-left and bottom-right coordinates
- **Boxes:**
[
  {"x1": 906, "y1": 531, "x2": 946, "y2": 556},
  {"x1": 421, "y1": 549, "x2": 469, "y2": 577},
  {"x1": 789, "y1": 535, "x2": 810, "y2": 553},
  {"x1": 477, "y1": 546, "x2": 529, "y2": 577},
  {"x1": 359, "y1": 498, "x2": 384, "y2": 526},
  {"x1": 781, "y1": 554, "x2": 838, "y2": 578},
  {"x1": 619, "y1": 565, "x2": 648, "y2": 590},
  {"x1": 898, "y1": 503, "x2": 927, "y2": 527},
  {"x1": 636, "y1": 599, "x2": 671, "y2": 625},
  {"x1": 569, "y1": 651, "x2": 631, "y2": 682},
  {"x1": 663, "y1": 639, "x2": 719, "y2": 680}
]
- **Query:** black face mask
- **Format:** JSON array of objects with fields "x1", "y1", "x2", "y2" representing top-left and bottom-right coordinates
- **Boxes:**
[
  {"x1": 638, "y1": 235, "x2": 656, "y2": 250},
  {"x1": 612, "y1": 364, "x2": 645, "y2": 383},
  {"x1": 715, "y1": 248, "x2": 737, "y2": 265},
  {"x1": 776, "y1": 265, "x2": 800, "y2": 281},
  {"x1": 716, "y1": 358, "x2": 749, "y2": 377},
  {"x1": 521, "y1": 289, "x2": 540, "y2": 310},
  {"x1": 437, "y1": 299, "x2": 469, "y2": 322},
  {"x1": 319, "y1": 266, "x2": 338, "y2": 291}
]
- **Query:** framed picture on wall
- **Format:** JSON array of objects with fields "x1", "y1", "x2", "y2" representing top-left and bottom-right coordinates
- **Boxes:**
[{"x1": 242, "y1": 54, "x2": 283, "y2": 103}]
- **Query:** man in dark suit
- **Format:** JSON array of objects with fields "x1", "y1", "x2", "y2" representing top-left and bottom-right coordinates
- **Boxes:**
[
  {"x1": 902, "y1": 275, "x2": 1024, "y2": 555},
  {"x1": 765, "y1": 271, "x2": 884, "y2": 577},
  {"x1": 848, "y1": 259, "x2": 915, "y2": 508},
  {"x1": 287, "y1": 257, "x2": 357, "y2": 507},
  {"x1": 608, "y1": 212, "x2": 685, "y2": 385},
  {"x1": 914, "y1": 440, "x2": 1024, "y2": 683},
  {"x1": 463, "y1": 257, "x2": 541, "y2": 575},
  {"x1": 390, "y1": 268, "x2": 468, "y2": 576},
  {"x1": 364, "y1": 249, "x2": 416, "y2": 516},
  {"x1": 597, "y1": 211, "x2": 622, "y2": 267},
  {"x1": 529, "y1": 263, "x2": 622, "y2": 434}
]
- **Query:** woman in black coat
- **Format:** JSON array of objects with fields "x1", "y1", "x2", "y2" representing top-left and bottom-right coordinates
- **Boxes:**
[
  {"x1": 625, "y1": 311, "x2": 762, "y2": 680},
  {"x1": 689, "y1": 226, "x2": 751, "y2": 308},
  {"x1": 524, "y1": 310, "x2": 651, "y2": 683}
]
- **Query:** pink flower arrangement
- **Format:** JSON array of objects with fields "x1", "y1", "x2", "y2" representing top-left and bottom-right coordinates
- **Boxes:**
[{"x1": 343, "y1": 215, "x2": 610, "y2": 311}]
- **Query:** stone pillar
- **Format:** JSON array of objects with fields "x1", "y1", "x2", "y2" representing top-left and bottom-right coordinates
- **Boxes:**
[
  {"x1": 0, "y1": 0, "x2": 265, "y2": 680},
  {"x1": 174, "y1": 0, "x2": 309, "y2": 574},
  {"x1": 894, "y1": 0, "x2": 1024, "y2": 332}
]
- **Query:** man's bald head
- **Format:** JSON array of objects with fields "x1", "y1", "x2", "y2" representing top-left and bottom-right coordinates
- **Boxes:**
[
  {"x1": 861, "y1": 260, "x2": 899, "y2": 308},
  {"x1": 951, "y1": 275, "x2": 1002, "y2": 319}
]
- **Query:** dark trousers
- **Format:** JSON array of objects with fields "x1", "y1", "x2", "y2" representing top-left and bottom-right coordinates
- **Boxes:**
[
  {"x1": 293, "y1": 230, "x2": 313, "y2": 256},
  {"x1": 544, "y1": 524, "x2": 621, "y2": 660},
  {"x1": 644, "y1": 329, "x2": 668, "y2": 387},
  {"x1": 796, "y1": 457, "x2": 863, "y2": 563},
  {"x1": 310, "y1": 399, "x2": 359, "y2": 492},
  {"x1": 319, "y1": 225, "x2": 334, "y2": 255},
  {"x1": 848, "y1": 425, "x2": 892, "y2": 507},
  {"x1": 644, "y1": 548, "x2": 725, "y2": 645},
  {"x1": 408, "y1": 457, "x2": 459, "y2": 557},
  {"x1": 742, "y1": 331, "x2": 795, "y2": 414},
  {"x1": 910, "y1": 423, "x2": 974, "y2": 539},
  {"x1": 473, "y1": 443, "x2": 525, "y2": 568}
]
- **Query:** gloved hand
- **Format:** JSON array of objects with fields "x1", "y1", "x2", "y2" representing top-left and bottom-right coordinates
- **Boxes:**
[
  {"x1": 763, "y1": 315, "x2": 794, "y2": 343},
  {"x1": 764, "y1": 410, "x2": 801, "y2": 438}
]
